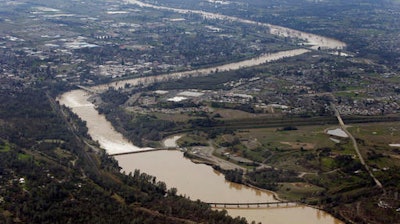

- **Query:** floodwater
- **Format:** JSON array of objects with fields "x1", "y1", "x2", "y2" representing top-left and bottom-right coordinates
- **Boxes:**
[
  {"x1": 116, "y1": 150, "x2": 276, "y2": 203},
  {"x1": 57, "y1": 2, "x2": 348, "y2": 221},
  {"x1": 162, "y1": 135, "x2": 182, "y2": 148},
  {"x1": 91, "y1": 0, "x2": 346, "y2": 93},
  {"x1": 125, "y1": 0, "x2": 346, "y2": 50},
  {"x1": 93, "y1": 49, "x2": 310, "y2": 91},
  {"x1": 58, "y1": 90, "x2": 344, "y2": 224},
  {"x1": 226, "y1": 206, "x2": 343, "y2": 224},
  {"x1": 116, "y1": 150, "x2": 343, "y2": 224},
  {"x1": 58, "y1": 90, "x2": 151, "y2": 155}
]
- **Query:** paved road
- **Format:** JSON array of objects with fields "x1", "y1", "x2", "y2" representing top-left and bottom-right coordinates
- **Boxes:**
[{"x1": 331, "y1": 103, "x2": 383, "y2": 189}]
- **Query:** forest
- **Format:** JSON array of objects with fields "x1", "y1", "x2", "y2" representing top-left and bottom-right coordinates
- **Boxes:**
[{"x1": 0, "y1": 87, "x2": 248, "y2": 224}]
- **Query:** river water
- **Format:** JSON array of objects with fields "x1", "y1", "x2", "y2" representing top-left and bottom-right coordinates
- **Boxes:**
[
  {"x1": 58, "y1": 90, "x2": 343, "y2": 224},
  {"x1": 59, "y1": 90, "x2": 151, "y2": 154},
  {"x1": 124, "y1": 0, "x2": 346, "y2": 51},
  {"x1": 116, "y1": 151, "x2": 342, "y2": 224},
  {"x1": 57, "y1": 1, "x2": 347, "y2": 222},
  {"x1": 92, "y1": 49, "x2": 310, "y2": 92}
]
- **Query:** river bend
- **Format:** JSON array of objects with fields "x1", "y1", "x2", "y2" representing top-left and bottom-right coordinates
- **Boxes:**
[{"x1": 58, "y1": 1, "x2": 346, "y2": 222}]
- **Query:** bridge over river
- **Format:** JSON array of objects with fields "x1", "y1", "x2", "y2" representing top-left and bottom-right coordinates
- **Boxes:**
[
  {"x1": 76, "y1": 85, "x2": 101, "y2": 94},
  {"x1": 109, "y1": 148, "x2": 179, "y2": 156},
  {"x1": 207, "y1": 201, "x2": 299, "y2": 209}
]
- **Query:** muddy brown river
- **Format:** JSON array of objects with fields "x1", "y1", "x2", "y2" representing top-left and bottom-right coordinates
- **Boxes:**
[
  {"x1": 58, "y1": 2, "x2": 347, "y2": 221},
  {"x1": 59, "y1": 90, "x2": 343, "y2": 224}
]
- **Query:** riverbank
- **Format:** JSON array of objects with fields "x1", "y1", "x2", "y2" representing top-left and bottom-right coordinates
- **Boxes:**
[
  {"x1": 181, "y1": 143, "x2": 350, "y2": 224},
  {"x1": 182, "y1": 146, "x2": 304, "y2": 200},
  {"x1": 125, "y1": 0, "x2": 346, "y2": 51},
  {"x1": 91, "y1": 49, "x2": 311, "y2": 93},
  {"x1": 59, "y1": 87, "x2": 346, "y2": 223},
  {"x1": 57, "y1": 1, "x2": 350, "y2": 222}
]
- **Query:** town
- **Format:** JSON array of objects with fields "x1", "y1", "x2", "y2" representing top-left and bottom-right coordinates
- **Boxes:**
[{"x1": 1, "y1": 0, "x2": 400, "y2": 223}]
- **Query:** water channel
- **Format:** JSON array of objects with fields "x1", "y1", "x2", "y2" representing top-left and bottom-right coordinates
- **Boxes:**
[{"x1": 58, "y1": 1, "x2": 347, "y2": 222}]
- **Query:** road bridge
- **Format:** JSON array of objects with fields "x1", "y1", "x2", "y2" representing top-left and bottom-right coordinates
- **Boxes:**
[
  {"x1": 207, "y1": 201, "x2": 299, "y2": 209},
  {"x1": 76, "y1": 85, "x2": 101, "y2": 94},
  {"x1": 109, "y1": 148, "x2": 178, "y2": 156}
]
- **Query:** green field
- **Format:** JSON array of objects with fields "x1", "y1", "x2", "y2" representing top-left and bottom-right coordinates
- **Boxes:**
[{"x1": 0, "y1": 140, "x2": 11, "y2": 152}]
